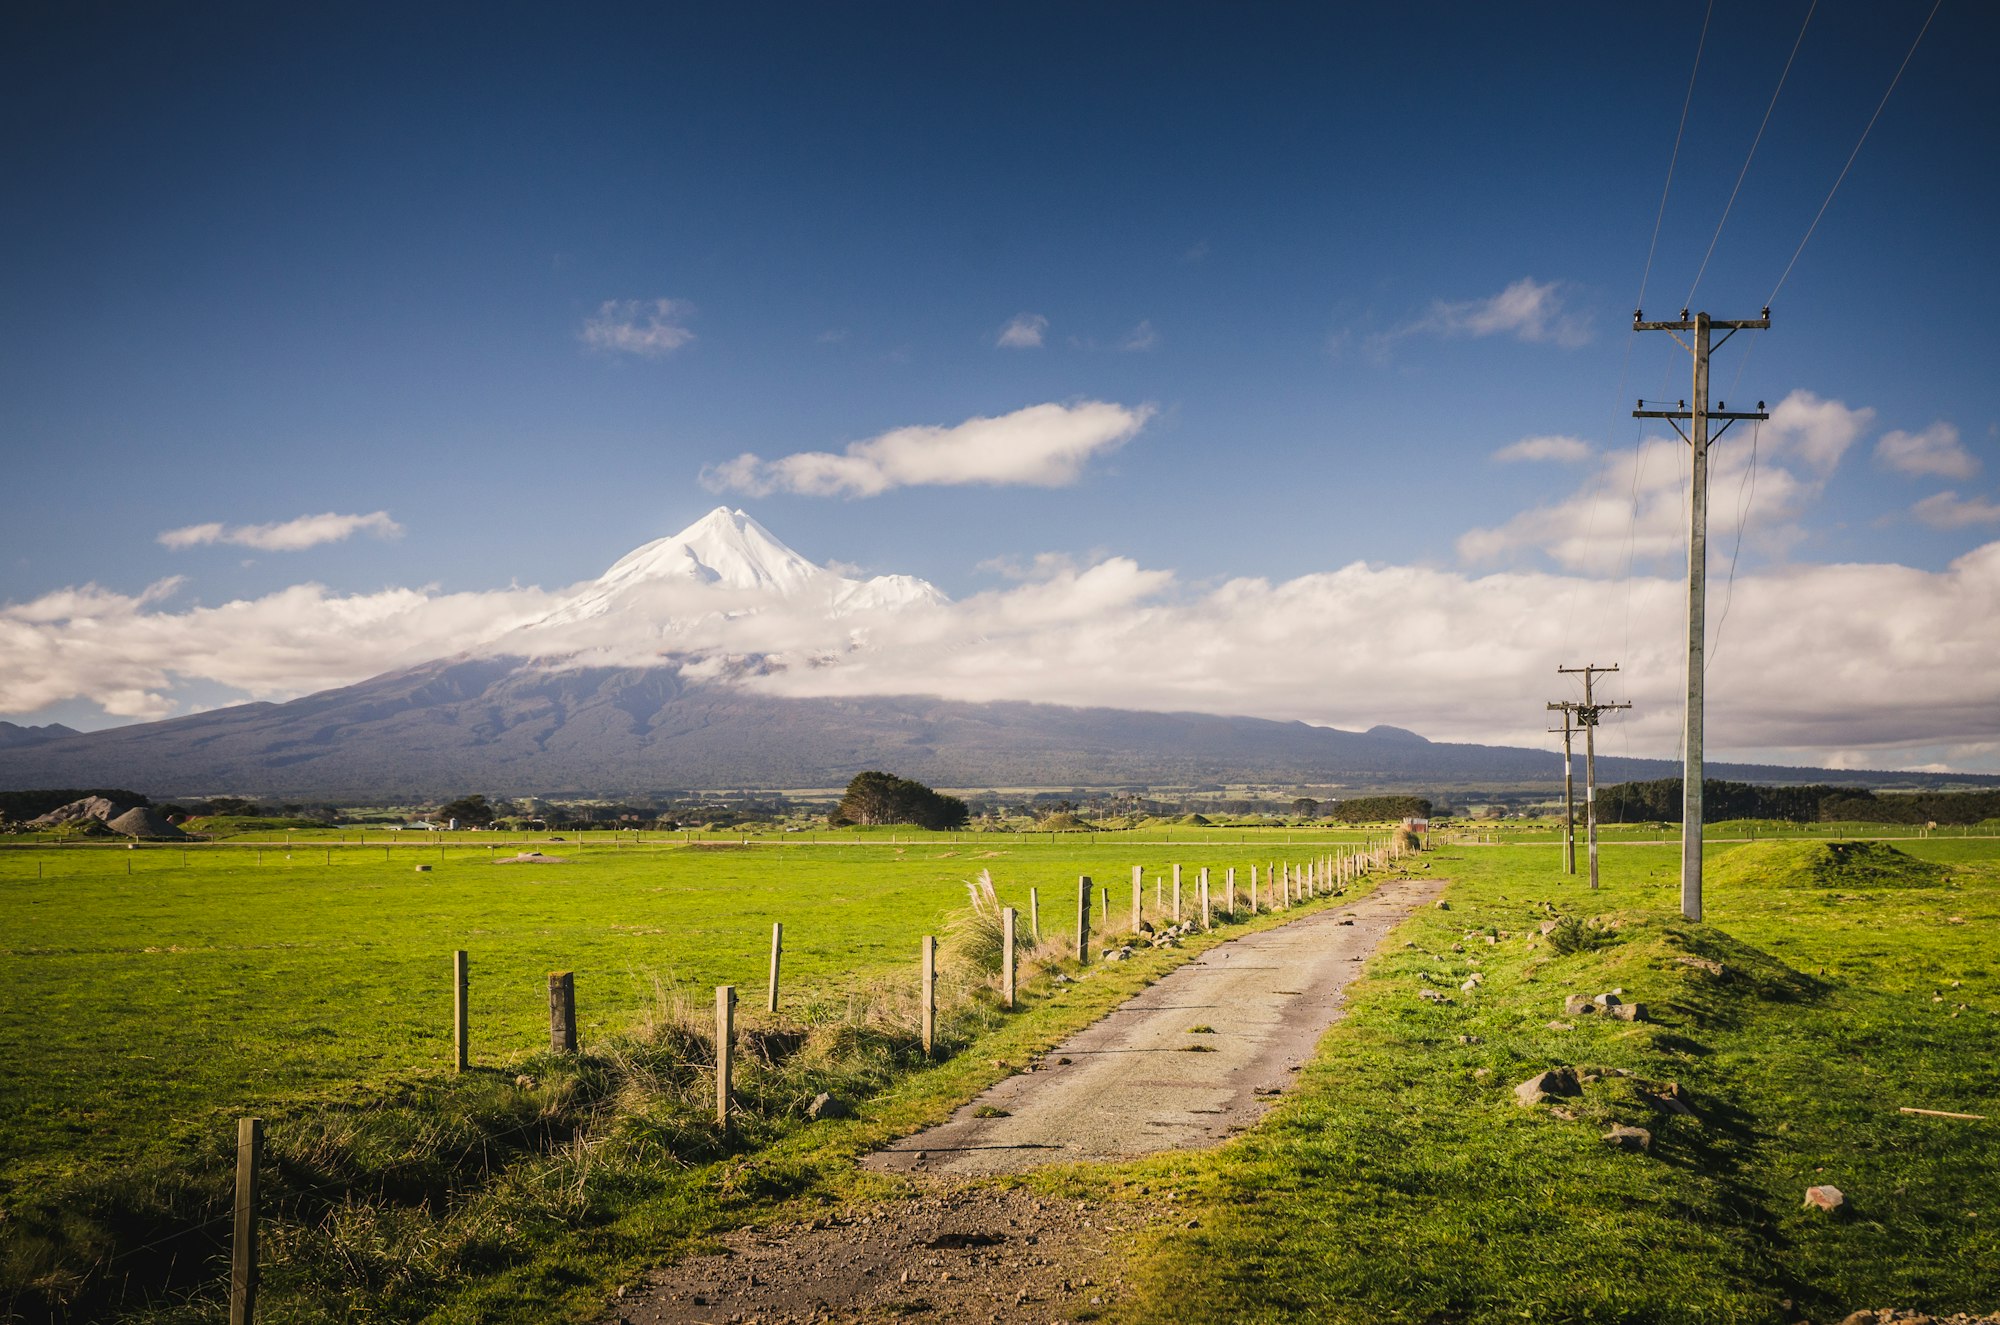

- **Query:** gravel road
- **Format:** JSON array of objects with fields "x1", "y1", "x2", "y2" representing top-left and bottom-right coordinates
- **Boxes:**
[
  {"x1": 866, "y1": 874, "x2": 1444, "y2": 1176},
  {"x1": 605, "y1": 875, "x2": 1443, "y2": 1324}
]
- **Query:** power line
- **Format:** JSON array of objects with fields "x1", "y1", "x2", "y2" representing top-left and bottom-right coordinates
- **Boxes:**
[
  {"x1": 1636, "y1": 0, "x2": 1716, "y2": 312},
  {"x1": 1708, "y1": 418, "x2": 1762, "y2": 673},
  {"x1": 1767, "y1": 0, "x2": 1945, "y2": 306},
  {"x1": 1686, "y1": 0, "x2": 1819, "y2": 307}
]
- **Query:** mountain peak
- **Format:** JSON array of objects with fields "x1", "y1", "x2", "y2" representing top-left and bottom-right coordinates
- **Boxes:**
[
  {"x1": 604, "y1": 507, "x2": 825, "y2": 596},
  {"x1": 525, "y1": 508, "x2": 947, "y2": 633}
]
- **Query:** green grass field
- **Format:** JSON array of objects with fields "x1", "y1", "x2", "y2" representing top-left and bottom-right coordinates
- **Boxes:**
[
  {"x1": 1098, "y1": 835, "x2": 2000, "y2": 1324},
  {"x1": 3, "y1": 826, "x2": 1994, "y2": 1323},
  {"x1": 0, "y1": 831, "x2": 1381, "y2": 1322}
]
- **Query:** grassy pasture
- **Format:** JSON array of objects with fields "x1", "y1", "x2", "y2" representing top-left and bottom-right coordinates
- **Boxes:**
[
  {"x1": 0, "y1": 836, "x2": 1375, "y2": 1181},
  {"x1": 0, "y1": 831, "x2": 1383, "y2": 1321},
  {"x1": 1100, "y1": 835, "x2": 2000, "y2": 1324},
  {"x1": 6, "y1": 827, "x2": 1994, "y2": 1323}
]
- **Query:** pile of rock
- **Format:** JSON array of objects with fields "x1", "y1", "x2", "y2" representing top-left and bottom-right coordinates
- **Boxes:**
[
  {"x1": 1135, "y1": 920, "x2": 1197, "y2": 951},
  {"x1": 1561, "y1": 990, "x2": 1647, "y2": 1022},
  {"x1": 1512, "y1": 1063, "x2": 1701, "y2": 1156},
  {"x1": 28, "y1": 796, "x2": 185, "y2": 839}
]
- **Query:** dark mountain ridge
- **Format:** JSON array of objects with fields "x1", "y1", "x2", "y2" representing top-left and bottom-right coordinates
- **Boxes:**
[{"x1": 0, "y1": 655, "x2": 1985, "y2": 801}]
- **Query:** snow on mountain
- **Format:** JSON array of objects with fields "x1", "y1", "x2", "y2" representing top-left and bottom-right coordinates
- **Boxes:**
[{"x1": 530, "y1": 507, "x2": 946, "y2": 631}]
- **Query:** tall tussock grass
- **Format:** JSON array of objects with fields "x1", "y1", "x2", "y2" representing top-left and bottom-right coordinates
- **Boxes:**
[{"x1": 2, "y1": 879, "x2": 1055, "y2": 1325}]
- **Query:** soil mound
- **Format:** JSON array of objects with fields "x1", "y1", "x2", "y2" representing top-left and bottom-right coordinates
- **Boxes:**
[
  {"x1": 105, "y1": 806, "x2": 185, "y2": 839},
  {"x1": 1708, "y1": 840, "x2": 1945, "y2": 891},
  {"x1": 29, "y1": 795, "x2": 126, "y2": 826}
]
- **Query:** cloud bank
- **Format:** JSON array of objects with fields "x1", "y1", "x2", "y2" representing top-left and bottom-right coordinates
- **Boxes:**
[
  {"x1": 702, "y1": 400, "x2": 1152, "y2": 498},
  {"x1": 158, "y1": 511, "x2": 404, "y2": 552},
  {"x1": 1459, "y1": 391, "x2": 1874, "y2": 570},
  {"x1": 7, "y1": 537, "x2": 2000, "y2": 771}
]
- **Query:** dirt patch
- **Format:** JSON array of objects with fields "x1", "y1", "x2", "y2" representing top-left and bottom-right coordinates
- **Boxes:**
[{"x1": 604, "y1": 1185, "x2": 1153, "y2": 1325}]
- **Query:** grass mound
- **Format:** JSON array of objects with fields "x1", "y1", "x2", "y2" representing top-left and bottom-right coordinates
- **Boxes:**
[{"x1": 1708, "y1": 839, "x2": 1947, "y2": 891}]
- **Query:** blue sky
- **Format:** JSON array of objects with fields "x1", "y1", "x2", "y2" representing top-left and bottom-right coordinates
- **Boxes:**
[{"x1": 4, "y1": 3, "x2": 1997, "y2": 770}]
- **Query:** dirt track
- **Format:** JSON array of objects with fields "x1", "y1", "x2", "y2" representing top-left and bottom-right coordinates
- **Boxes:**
[
  {"x1": 605, "y1": 876, "x2": 1442, "y2": 1324},
  {"x1": 866, "y1": 875, "x2": 1443, "y2": 1176}
]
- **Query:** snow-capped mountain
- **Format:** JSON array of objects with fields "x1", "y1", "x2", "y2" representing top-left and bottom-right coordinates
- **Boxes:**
[{"x1": 533, "y1": 507, "x2": 948, "y2": 628}]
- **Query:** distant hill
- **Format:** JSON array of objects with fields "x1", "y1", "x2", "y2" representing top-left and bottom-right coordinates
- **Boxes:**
[
  {"x1": 1, "y1": 654, "x2": 1986, "y2": 801},
  {"x1": 0, "y1": 721, "x2": 79, "y2": 749}
]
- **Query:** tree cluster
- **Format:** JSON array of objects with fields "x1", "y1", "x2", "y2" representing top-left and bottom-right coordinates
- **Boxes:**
[
  {"x1": 1599, "y1": 778, "x2": 2000, "y2": 825},
  {"x1": 831, "y1": 771, "x2": 970, "y2": 830},
  {"x1": 1327, "y1": 795, "x2": 1433, "y2": 822}
]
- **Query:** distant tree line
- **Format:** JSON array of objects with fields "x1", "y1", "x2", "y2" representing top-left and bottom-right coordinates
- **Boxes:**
[
  {"x1": 831, "y1": 771, "x2": 970, "y2": 830},
  {"x1": 1600, "y1": 778, "x2": 2000, "y2": 825},
  {"x1": 1326, "y1": 795, "x2": 1433, "y2": 823}
]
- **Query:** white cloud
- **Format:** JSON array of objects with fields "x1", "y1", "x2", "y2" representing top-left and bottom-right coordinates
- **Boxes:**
[
  {"x1": 10, "y1": 528, "x2": 2000, "y2": 771},
  {"x1": 996, "y1": 313, "x2": 1047, "y2": 348},
  {"x1": 1877, "y1": 421, "x2": 1976, "y2": 479},
  {"x1": 1408, "y1": 278, "x2": 1592, "y2": 349},
  {"x1": 724, "y1": 541, "x2": 2000, "y2": 768},
  {"x1": 1913, "y1": 490, "x2": 2000, "y2": 529},
  {"x1": 1118, "y1": 320, "x2": 1159, "y2": 351},
  {"x1": 1766, "y1": 390, "x2": 1874, "y2": 473},
  {"x1": 701, "y1": 400, "x2": 1152, "y2": 499},
  {"x1": 158, "y1": 511, "x2": 403, "y2": 552},
  {"x1": 581, "y1": 298, "x2": 697, "y2": 357},
  {"x1": 1460, "y1": 390, "x2": 1872, "y2": 569},
  {"x1": 1492, "y1": 435, "x2": 1592, "y2": 464},
  {"x1": 0, "y1": 577, "x2": 557, "y2": 720}
]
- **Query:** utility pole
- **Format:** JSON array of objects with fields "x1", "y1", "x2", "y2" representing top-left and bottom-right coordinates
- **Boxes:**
[
  {"x1": 1548, "y1": 706, "x2": 1577, "y2": 874},
  {"x1": 1634, "y1": 308, "x2": 1770, "y2": 921},
  {"x1": 1551, "y1": 664, "x2": 1630, "y2": 891}
]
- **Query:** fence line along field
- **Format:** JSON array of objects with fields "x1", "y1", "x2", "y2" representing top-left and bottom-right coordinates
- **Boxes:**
[{"x1": 0, "y1": 829, "x2": 1407, "y2": 1323}]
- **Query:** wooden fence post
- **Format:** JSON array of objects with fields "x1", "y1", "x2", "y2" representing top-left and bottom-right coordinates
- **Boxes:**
[
  {"x1": 1172, "y1": 871, "x2": 1182, "y2": 925},
  {"x1": 230, "y1": 1116, "x2": 261, "y2": 1325},
  {"x1": 453, "y1": 950, "x2": 469, "y2": 1072},
  {"x1": 767, "y1": 922, "x2": 783, "y2": 1013},
  {"x1": 1029, "y1": 887, "x2": 1040, "y2": 941},
  {"x1": 548, "y1": 972, "x2": 577, "y2": 1053},
  {"x1": 715, "y1": 985, "x2": 736, "y2": 1126},
  {"x1": 921, "y1": 936, "x2": 937, "y2": 1055},
  {"x1": 1101, "y1": 885, "x2": 1111, "y2": 933},
  {"x1": 1075, "y1": 875, "x2": 1092, "y2": 963},
  {"x1": 1225, "y1": 866, "x2": 1236, "y2": 916},
  {"x1": 1131, "y1": 865, "x2": 1143, "y2": 934},
  {"x1": 1200, "y1": 869, "x2": 1212, "y2": 931},
  {"x1": 1250, "y1": 865, "x2": 1259, "y2": 914},
  {"x1": 1002, "y1": 907, "x2": 1017, "y2": 1009}
]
